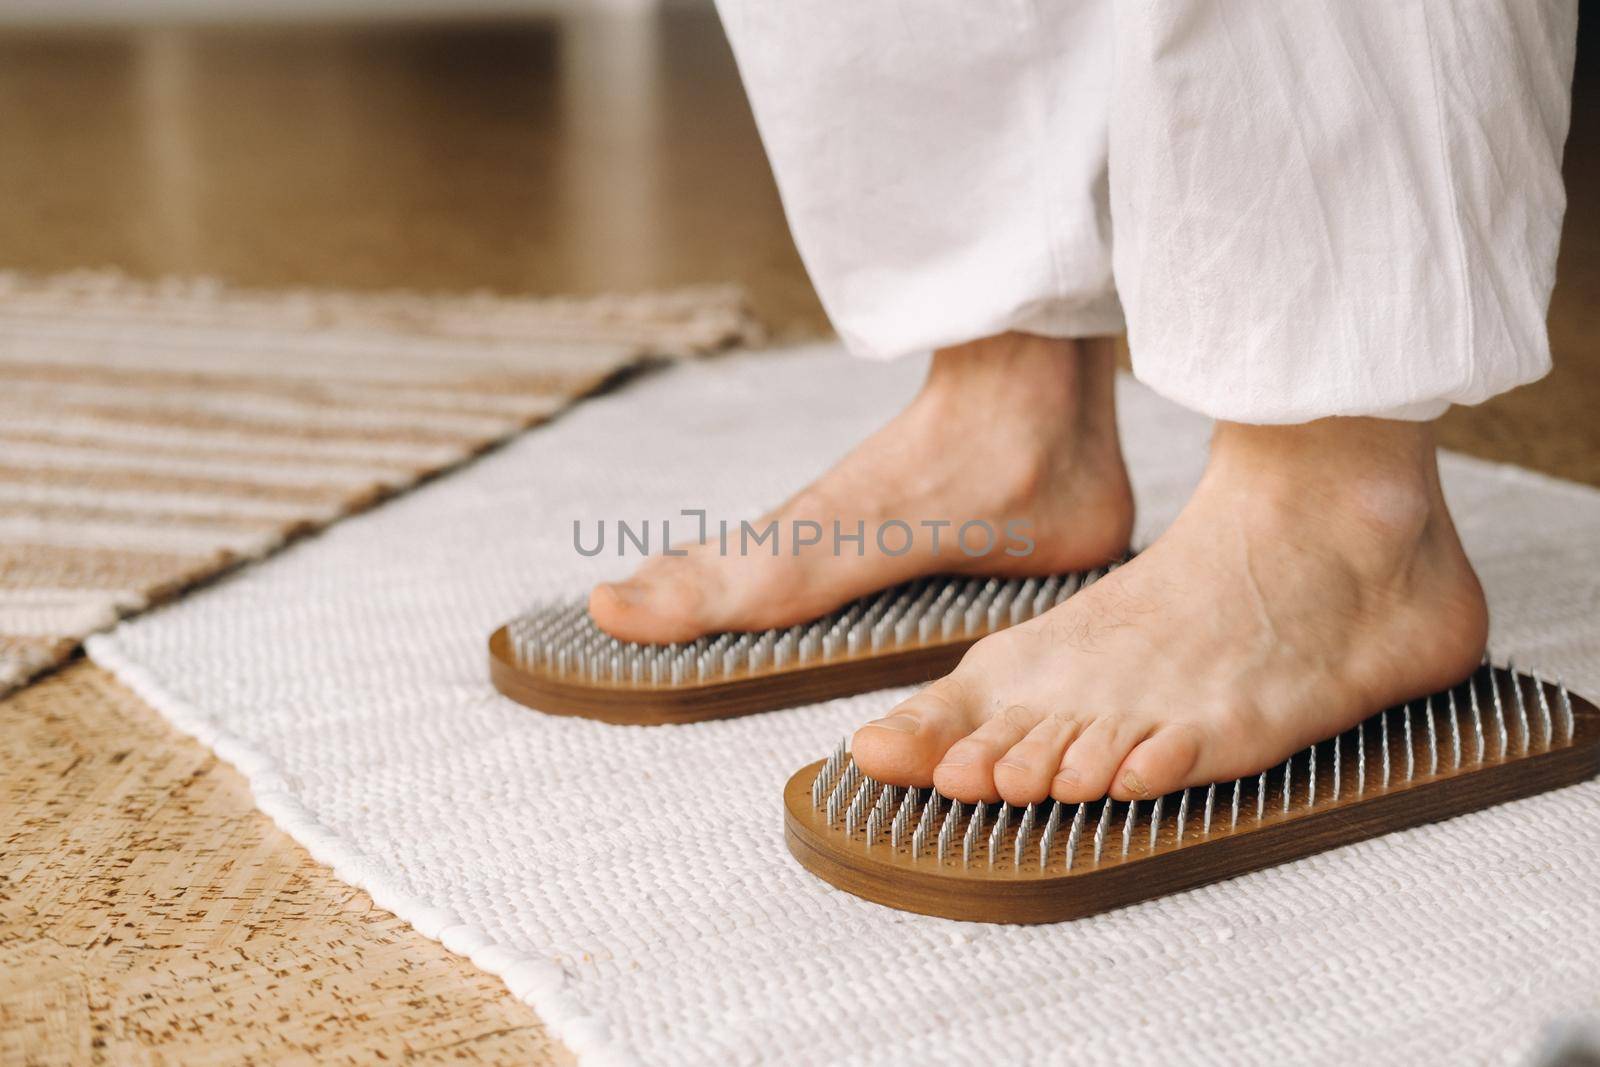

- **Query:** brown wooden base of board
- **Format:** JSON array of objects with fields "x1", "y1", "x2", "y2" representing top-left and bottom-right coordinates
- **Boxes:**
[
  {"x1": 784, "y1": 668, "x2": 1600, "y2": 924},
  {"x1": 488, "y1": 623, "x2": 973, "y2": 725},
  {"x1": 487, "y1": 568, "x2": 1122, "y2": 724}
]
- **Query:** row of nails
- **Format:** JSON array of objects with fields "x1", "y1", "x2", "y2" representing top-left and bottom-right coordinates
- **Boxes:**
[
  {"x1": 510, "y1": 567, "x2": 1119, "y2": 684},
  {"x1": 810, "y1": 665, "x2": 1576, "y2": 871}
]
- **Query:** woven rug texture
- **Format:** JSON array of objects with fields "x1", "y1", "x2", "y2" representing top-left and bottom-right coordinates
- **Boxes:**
[
  {"x1": 88, "y1": 343, "x2": 1600, "y2": 1066},
  {"x1": 0, "y1": 272, "x2": 756, "y2": 693}
]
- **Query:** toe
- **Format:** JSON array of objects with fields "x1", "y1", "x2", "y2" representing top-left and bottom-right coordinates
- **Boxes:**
[
  {"x1": 1051, "y1": 714, "x2": 1151, "y2": 802},
  {"x1": 932, "y1": 703, "x2": 1046, "y2": 803},
  {"x1": 993, "y1": 713, "x2": 1082, "y2": 805},
  {"x1": 1109, "y1": 724, "x2": 1203, "y2": 801},
  {"x1": 852, "y1": 674, "x2": 985, "y2": 787},
  {"x1": 587, "y1": 561, "x2": 713, "y2": 644}
]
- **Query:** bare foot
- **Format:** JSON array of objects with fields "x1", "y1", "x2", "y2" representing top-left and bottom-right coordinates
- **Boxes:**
[
  {"x1": 851, "y1": 416, "x2": 1489, "y2": 803},
  {"x1": 588, "y1": 333, "x2": 1134, "y2": 643}
]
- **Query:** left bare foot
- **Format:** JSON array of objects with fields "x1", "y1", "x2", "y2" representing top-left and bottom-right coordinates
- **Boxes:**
[
  {"x1": 851, "y1": 416, "x2": 1489, "y2": 804},
  {"x1": 588, "y1": 333, "x2": 1132, "y2": 644}
]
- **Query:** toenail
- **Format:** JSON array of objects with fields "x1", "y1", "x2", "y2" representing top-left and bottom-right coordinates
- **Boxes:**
[
  {"x1": 1053, "y1": 767, "x2": 1081, "y2": 786},
  {"x1": 1120, "y1": 769, "x2": 1149, "y2": 797},
  {"x1": 864, "y1": 716, "x2": 919, "y2": 734},
  {"x1": 602, "y1": 581, "x2": 645, "y2": 606},
  {"x1": 937, "y1": 747, "x2": 976, "y2": 768}
]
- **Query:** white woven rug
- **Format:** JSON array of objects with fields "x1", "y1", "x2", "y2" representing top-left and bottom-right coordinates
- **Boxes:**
[{"x1": 89, "y1": 343, "x2": 1600, "y2": 1066}]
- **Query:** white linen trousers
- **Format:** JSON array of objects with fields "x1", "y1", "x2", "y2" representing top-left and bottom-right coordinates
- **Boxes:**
[{"x1": 715, "y1": 1, "x2": 1578, "y2": 423}]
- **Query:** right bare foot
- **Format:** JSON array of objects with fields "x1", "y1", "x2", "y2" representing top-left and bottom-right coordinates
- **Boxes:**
[
  {"x1": 588, "y1": 333, "x2": 1135, "y2": 643},
  {"x1": 850, "y1": 416, "x2": 1490, "y2": 805}
]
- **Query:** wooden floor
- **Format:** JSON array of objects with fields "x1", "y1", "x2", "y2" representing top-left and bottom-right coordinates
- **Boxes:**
[
  {"x1": 0, "y1": 10, "x2": 826, "y2": 340},
  {"x1": 1, "y1": 8, "x2": 1597, "y2": 1064}
]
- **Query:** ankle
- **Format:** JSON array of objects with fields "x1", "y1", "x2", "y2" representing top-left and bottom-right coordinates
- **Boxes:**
[
  {"x1": 923, "y1": 333, "x2": 1069, "y2": 408},
  {"x1": 921, "y1": 333, "x2": 1119, "y2": 438},
  {"x1": 1206, "y1": 417, "x2": 1446, "y2": 564}
]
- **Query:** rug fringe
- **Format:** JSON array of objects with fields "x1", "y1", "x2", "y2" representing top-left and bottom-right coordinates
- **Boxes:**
[{"x1": 0, "y1": 269, "x2": 764, "y2": 358}]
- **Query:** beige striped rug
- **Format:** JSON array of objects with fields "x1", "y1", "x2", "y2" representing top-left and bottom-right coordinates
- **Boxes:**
[{"x1": 0, "y1": 271, "x2": 758, "y2": 694}]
